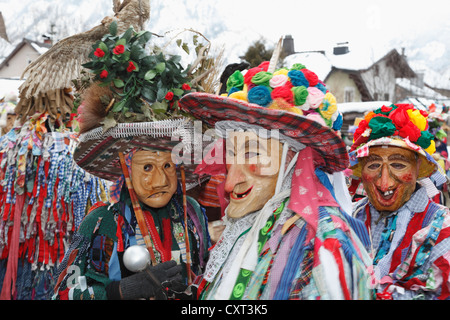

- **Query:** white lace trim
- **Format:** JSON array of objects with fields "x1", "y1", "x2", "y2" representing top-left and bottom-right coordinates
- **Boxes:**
[{"x1": 78, "y1": 118, "x2": 199, "y2": 151}]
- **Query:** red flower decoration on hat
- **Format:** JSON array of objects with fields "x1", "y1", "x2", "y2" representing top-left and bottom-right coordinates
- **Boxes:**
[
  {"x1": 258, "y1": 61, "x2": 270, "y2": 71},
  {"x1": 113, "y1": 44, "x2": 125, "y2": 55},
  {"x1": 271, "y1": 85, "x2": 294, "y2": 104},
  {"x1": 398, "y1": 120, "x2": 422, "y2": 142},
  {"x1": 301, "y1": 69, "x2": 319, "y2": 86},
  {"x1": 100, "y1": 70, "x2": 108, "y2": 78},
  {"x1": 165, "y1": 91, "x2": 174, "y2": 101},
  {"x1": 244, "y1": 68, "x2": 263, "y2": 86},
  {"x1": 126, "y1": 61, "x2": 136, "y2": 72},
  {"x1": 353, "y1": 119, "x2": 369, "y2": 142},
  {"x1": 388, "y1": 105, "x2": 410, "y2": 129},
  {"x1": 182, "y1": 83, "x2": 191, "y2": 91},
  {"x1": 94, "y1": 48, "x2": 105, "y2": 58}
]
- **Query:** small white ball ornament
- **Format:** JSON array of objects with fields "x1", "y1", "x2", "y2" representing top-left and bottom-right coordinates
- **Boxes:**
[{"x1": 123, "y1": 245, "x2": 151, "y2": 272}]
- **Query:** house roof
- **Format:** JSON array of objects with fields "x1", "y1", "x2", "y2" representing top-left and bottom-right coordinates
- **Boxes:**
[
  {"x1": 0, "y1": 38, "x2": 51, "y2": 71},
  {"x1": 284, "y1": 47, "x2": 416, "y2": 81}
]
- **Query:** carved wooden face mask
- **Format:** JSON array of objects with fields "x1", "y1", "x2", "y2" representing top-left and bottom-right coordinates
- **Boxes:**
[
  {"x1": 360, "y1": 146, "x2": 421, "y2": 212},
  {"x1": 131, "y1": 150, "x2": 178, "y2": 208},
  {"x1": 224, "y1": 132, "x2": 282, "y2": 219}
]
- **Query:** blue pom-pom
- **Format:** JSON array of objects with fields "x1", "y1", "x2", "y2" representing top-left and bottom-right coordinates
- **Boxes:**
[
  {"x1": 247, "y1": 86, "x2": 272, "y2": 107},
  {"x1": 227, "y1": 87, "x2": 240, "y2": 96},
  {"x1": 332, "y1": 113, "x2": 343, "y2": 131},
  {"x1": 315, "y1": 82, "x2": 327, "y2": 94},
  {"x1": 288, "y1": 70, "x2": 309, "y2": 87}
]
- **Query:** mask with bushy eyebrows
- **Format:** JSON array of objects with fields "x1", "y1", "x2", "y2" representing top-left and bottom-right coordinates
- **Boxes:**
[{"x1": 360, "y1": 146, "x2": 421, "y2": 212}]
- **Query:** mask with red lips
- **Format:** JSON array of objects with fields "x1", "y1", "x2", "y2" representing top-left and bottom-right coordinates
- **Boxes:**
[
  {"x1": 224, "y1": 132, "x2": 283, "y2": 219},
  {"x1": 360, "y1": 146, "x2": 421, "y2": 212}
]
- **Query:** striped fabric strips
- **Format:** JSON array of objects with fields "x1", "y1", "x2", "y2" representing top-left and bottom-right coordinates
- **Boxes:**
[{"x1": 0, "y1": 121, "x2": 111, "y2": 300}]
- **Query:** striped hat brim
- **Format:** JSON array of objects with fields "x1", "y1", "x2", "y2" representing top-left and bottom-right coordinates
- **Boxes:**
[
  {"x1": 179, "y1": 92, "x2": 349, "y2": 173},
  {"x1": 73, "y1": 119, "x2": 201, "y2": 187}
]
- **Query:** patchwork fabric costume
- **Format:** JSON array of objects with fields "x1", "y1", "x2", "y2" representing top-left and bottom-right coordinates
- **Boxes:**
[
  {"x1": 52, "y1": 22, "x2": 210, "y2": 300},
  {"x1": 179, "y1": 60, "x2": 372, "y2": 300},
  {"x1": 350, "y1": 104, "x2": 450, "y2": 299}
]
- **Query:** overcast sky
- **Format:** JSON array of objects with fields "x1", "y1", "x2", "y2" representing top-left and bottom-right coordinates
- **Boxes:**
[{"x1": 1, "y1": 0, "x2": 450, "y2": 64}]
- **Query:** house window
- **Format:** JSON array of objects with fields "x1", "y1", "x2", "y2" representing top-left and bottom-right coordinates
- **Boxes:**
[
  {"x1": 384, "y1": 93, "x2": 389, "y2": 101},
  {"x1": 344, "y1": 87, "x2": 354, "y2": 102},
  {"x1": 374, "y1": 92, "x2": 379, "y2": 100}
]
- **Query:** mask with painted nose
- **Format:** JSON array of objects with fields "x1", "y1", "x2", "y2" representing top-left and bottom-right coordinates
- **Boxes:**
[
  {"x1": 224, "y1": 131, "x2": 283, "y2": 219},
  {"x1": 131, "y1": 150, "x2": 178, "y2": 208},
  {"x1": 360, "y1": 146, "x2": 421, "y2": 212}
]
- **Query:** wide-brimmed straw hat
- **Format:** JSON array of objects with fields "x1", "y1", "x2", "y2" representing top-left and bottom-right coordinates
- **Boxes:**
[
  {"x1": 179, "y1": 92, "x2": 348, "y2": 173},
  {"x1": 73, "y1": 118, "x2": 198, "y2": 184},
  {"x1": 179, "y1": 35, "x2": 349, "y2": 173},
  {"x1": 72, "y1": 22, "x2": 205, "y2": 187},
  {"x1": 348, "y1": 103, "x2": 440, "y2": 179}
]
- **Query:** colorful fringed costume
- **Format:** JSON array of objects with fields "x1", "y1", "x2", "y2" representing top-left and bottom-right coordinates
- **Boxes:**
[
  {"x1": 52, "y1": 187, "x2": 210, "y2": 300},
  {"x1": 179, "y1": 59, "x2": 373, "y2": 300},
  {"x1": 349, "y1": 104, "x2": 450, "y2": 299},
  {"x1": 0, "y1": 113, "x2": 109, "y2": 300}
]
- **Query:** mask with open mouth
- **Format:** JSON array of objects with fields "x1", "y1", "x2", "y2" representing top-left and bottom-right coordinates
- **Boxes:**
[
  {"x1": 224, "y1": 131, "x2": 283, "y2": 219},
  {"x1": 360, "y1": 146, "x2": 420, "y2": 212}
]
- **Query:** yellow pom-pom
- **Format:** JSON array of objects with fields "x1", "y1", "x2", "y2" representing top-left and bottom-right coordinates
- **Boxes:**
[
  {"x1": 424, "y1": 139, "x2": 436, "y2": 155},
  {"x1": 319, "y1": 92, "x2": 337, "y2": 120},
  {"x1": 274, "y1": 68, "x2": 289, "y2": 76},
  {"x1": 407, "y1": 109, "x2": 427, "y2": 131},
  {"x1": 229, "y1": 91, "x2": 248, "y2": 101}
]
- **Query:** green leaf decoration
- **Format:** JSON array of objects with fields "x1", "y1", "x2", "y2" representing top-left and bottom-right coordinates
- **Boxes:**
[
  {"x1": 144, "y1": 70, "x2": 157, "y2": 81},
  {"x1": 172, "y1": 88, "x2": 184, "y2": 96},
  {"x1": 98, "y1": 42, "x2": 108, "y2": 52},
  {"x1": 122, "y1": 28, "x2": 134, "y2": 42},
  {"x1": 116, "y1": 38, "x2": 127, "y2": 46},
  {"x1": 155, "y1": 62, "x2": 166, "y2": 73},
  {"x1": 101, "y1": 113, "x2": 117, "y2": 132},
  {"x1": 109, "y1": 21, "x2": 118, "y2": 36},
  {"x1": 112, "y1": 99, "x2": 126, "y2": 112},
  {"x1": 151, "y1": 100, "x2": 168, "y2": 113},
  {"x1": 113, "y1": 78, "x2": 124, "y2": 88},
  {"x1": 182, "y1": 43, "x2": 190, "y2": 54}
]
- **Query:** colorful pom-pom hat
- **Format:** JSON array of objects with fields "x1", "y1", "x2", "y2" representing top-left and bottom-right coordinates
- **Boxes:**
[
  {"x1": 348, "y1": 103, "x2": 441, "y2": 179},
  {"x1": 73, "y1": 22, "x2": 202, "y2": 188},
  {"x1": 179, "y1": 54, "x2": 348, "y2": 174}
]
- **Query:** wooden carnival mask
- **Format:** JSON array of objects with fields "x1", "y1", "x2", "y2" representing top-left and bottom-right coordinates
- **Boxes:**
[
  {"x1": 224, "y1": 131, "x2": 283, "y2": 219},
  {"x1": 360, "y1": 146, "x2": 421, "y2": 212},
  {"x1": 131, "y1": 150, "x2": 178, "y2": 208}
]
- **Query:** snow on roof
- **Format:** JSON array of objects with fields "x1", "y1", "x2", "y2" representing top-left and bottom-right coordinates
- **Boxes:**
[
  {"x1": 284, "y1": 45, "x2": 392, "y2": 81},
  {"x1": 337, "y1": 101, "x2": 391, "y2": 114},
  {"x1": 396, "y1": 78, "x2": 448, "y2": 100},
  {"x1": 30, "y1": 41, "x2": 49, "y2": 55},
  {"x1": 408, "y1": 60, "x2": 450, "y2": 90},
  {"x1": 283, "y1": 51, "x2": 332, "y2": 81}
]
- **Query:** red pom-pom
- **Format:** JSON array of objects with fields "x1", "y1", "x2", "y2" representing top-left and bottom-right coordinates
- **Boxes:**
[
  {"x1": 398, "y1": 121, "x2": 422, "y2": 142},
  {"x1": 271, "y1": 85, "x2": 294, "y2": 104},
  {"x1": 244, "y1": 68, "x2": 262, "y2": 86},
  {"x1": 301, "y1": 69, "x2": 319, "y2": 86},
  {"x1": 389, "y1": 106, "x2": 410, "y2": 129},
  {"x1": 258, "y1": 61, "x2": 270, "y2": 71}
]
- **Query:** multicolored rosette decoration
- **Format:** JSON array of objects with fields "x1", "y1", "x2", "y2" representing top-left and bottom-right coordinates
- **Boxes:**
[
  {"x1": 350, "y1": 104, "x2": 435, "y2": 155},
  {"x1": 348, "y1": 103, "x2": 442, "y2": 179},
  {"x1": 223, "y1": 61, "x2": 343, "y2": 131}
]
